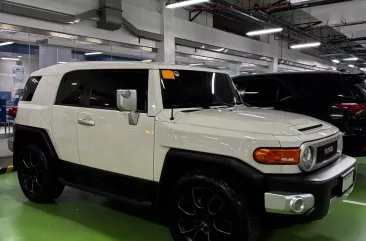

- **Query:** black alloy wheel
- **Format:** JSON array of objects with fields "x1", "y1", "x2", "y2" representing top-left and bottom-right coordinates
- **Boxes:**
[
  {"x1": 176, "y1": 187, "x2": 235, "y2": 241},
  {"x1": 17, "y1": 144, "x2": 64, "y2": 203},
  {"x1": 168, "y1": 171, "x2": 261, "y2": 241},
  {"x1": 19, "y1": 146, "x2": 44, "y2": 195}
]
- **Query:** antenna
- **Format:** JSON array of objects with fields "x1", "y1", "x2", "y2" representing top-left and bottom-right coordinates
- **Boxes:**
[{"x1": 170, "y1": 105, "x2": 174, "y2": 120}]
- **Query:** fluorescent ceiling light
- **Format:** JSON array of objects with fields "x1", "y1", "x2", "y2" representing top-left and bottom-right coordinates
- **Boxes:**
[
  {"x1": 76, "y1": 41, "x2": 91, "y2": 45},
  {"x1": 289, "y1": 0, "x2": 312, "y2": 4},
  {"x1": 166, "y1": 0, "x2": 209, "y2": 9},
  {"x1": 0, "y1": 41, "x2": 14, "y2": 46},
  {"x1": 1, "y1": 57, "x2": 19, "y2": 61},
  {"x1": 191, "y1": 55, "x2": 214, "y2": 61},
  {"x1": 332, "y1": 59, "x2": 340, "y2": 63},
  {"x1": 142, "y1": 59, "x2": 152, "y2": 62},
  {"x1": 348, "y1": 64, "x2": 355, "y2": 68},
  {"x1": 85, "y1": 52, "x2": 103, "y2": 56},
  {"x1": 189, "y1": 63, "x2": 204, "y2": 66},
  {"x1": 217, "y1": 66, "x2": 227, "y2": 69},
  {"x1": 247, "y1": 28, "x2": 283, "y2": 36},
  {"x1": 343, "y1": 57, "x2": 358, "y2": 61},
  {"x1": 18, "y1": 56, "x2": 22, "y2": 58},
  {"x1": 58, "y1": 61, "x2": 68, "y2": 64},
  {"x1": 213, "y1": 47, "x2": 225, "y2": 52},
  {"x1": 0, "y1": 29, "x2": 16, "y2": 34},
  {"x1": 241, "y1": 63, "x2": 256, "y2": 67},
  {"x1": 290, "y1": 42, "x2": 321, "y2": 49},
  {"x1": 141, "y1": 47, "x2": 153, "y2": 52}
]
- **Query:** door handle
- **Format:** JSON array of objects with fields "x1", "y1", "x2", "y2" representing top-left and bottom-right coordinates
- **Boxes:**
[{"x1": 78, "y1": 117, "x2": 95, "y2": 126}]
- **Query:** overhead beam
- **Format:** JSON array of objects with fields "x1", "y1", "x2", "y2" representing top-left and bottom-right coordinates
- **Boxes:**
[{"x1": 0, "y1": 0, "x2": 72, "y2": 23}]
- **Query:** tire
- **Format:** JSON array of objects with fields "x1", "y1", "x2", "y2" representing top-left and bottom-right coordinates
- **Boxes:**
[
  {"x1": 167, "y1": 170, "x2": 261, "y2": 241},
  {"x1": 17, "y1": 144, "x2": 64, "y2": 203}
]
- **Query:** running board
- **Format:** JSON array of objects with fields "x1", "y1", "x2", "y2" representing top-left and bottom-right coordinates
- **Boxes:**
[{"x1": 59, "y1": 178, "x2": 153, "y2": 209}]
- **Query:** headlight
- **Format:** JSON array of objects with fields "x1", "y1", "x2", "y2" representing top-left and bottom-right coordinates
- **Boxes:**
[{"x1": 299, "y1": 146, "x2": 315, "y2": 171}]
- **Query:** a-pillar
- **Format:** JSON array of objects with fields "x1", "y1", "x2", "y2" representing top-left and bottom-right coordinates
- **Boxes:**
[
  {"x1": 157, "y1": 0, "x2": 175, "y2": 64},
  {"x1": 39, "y1": 45, "x2": 72, "y2": 69}
]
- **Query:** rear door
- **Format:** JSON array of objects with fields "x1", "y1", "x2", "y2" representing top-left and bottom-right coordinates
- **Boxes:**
[{"x1": 51, "y1": 70, "x2": 89, "y2": 164}]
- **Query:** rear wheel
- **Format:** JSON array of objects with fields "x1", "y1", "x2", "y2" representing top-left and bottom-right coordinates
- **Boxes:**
[
  {"x1": 17, "y1": 144, "x2": 64, "y2": 203},
  {"x1": 167, "y1": 170, "x2": 261, "y2": 241}
]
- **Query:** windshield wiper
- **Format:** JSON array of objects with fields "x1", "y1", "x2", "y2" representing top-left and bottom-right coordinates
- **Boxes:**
[{"x1": 211, "y1": 101, "x2": 237, "y2": 107}]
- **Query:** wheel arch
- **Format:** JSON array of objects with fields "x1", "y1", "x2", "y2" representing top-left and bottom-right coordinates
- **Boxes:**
[
  {"x1": 155, "y1": 148, "x2": 265, "y2": 211},
  {"x1": 14, "y1": 125, "x2": 58, "y2": 168}
]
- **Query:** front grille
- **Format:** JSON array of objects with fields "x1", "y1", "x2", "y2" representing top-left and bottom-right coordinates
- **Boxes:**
[
  {"x1": 317, "y1": 141, "x2": 337, "y2": 163},
  {"x1": 300, "y1": 132, "x2": 342, "y2": 172}
]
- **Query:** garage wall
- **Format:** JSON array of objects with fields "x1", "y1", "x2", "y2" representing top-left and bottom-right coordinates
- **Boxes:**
[{"x1": 0, "y1": 57, "x2": 38, "y2": 92}]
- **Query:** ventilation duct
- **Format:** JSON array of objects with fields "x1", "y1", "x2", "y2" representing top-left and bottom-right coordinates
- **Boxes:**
[{"x1": 97, "y1": 0, "x2": 122, "y2": 31}]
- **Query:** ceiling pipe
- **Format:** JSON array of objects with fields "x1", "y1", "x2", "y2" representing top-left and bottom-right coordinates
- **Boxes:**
[
  {"x1": 268, "y1": 0, "x2": 352, "y2": 14},
  {"x1": 205, "y1": 0, "x2": 346, "y2": 54}
]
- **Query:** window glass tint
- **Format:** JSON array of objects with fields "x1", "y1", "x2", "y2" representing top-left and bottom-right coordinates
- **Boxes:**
[
  {"x1": 55, "y1": 70, "x2": 89, "y2": 106},
  {"x1": 21, "y1": 76, "x2": 42, "y2": 101},
  {"x1": 89, "y1": 69, "x2": 148, "y2": 111},
  {"x1": 235, "y1": 78, "x2": 281, "y2": 102},
  {"x1": 160, "y1": 70, "x2": 240, "y2": 108}
]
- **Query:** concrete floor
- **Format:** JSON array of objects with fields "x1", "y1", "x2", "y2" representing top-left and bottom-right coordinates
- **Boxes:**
[{"x1": 1, "y1": 171, "x2": 366, "y2": 241}]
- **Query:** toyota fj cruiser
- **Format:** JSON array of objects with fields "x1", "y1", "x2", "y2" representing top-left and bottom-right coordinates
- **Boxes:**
[{"x1": 9, "y1": 62, "x2": 356, "y2": 241}]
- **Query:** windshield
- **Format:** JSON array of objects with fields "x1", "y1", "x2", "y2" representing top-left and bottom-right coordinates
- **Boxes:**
[{"x1": 160, "y1": 69, "x2": 241, "y2": 108}]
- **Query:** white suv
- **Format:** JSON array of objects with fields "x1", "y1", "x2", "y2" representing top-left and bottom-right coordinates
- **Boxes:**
[{"x1": 9, "y1": 62, "x2": 356, "y2": 241}]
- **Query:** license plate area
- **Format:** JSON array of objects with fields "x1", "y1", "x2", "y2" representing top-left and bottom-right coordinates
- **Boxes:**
[{"x1": 342, "y1": 168, "x2": 355, "y2": 193}]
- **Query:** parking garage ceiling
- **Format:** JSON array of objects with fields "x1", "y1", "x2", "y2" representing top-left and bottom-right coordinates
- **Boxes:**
[
  {"x1": 182, "y1": 0, "x2": 366, "y2": 66},
  {"x1": 1, "y1": 0, "x2": 366, "y2": 67}
]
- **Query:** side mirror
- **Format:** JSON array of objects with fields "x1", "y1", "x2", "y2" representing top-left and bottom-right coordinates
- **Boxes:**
[
  {"x1": 117, "y1": 89, "x2": 137, "y2": 112},
  {"x1": 116, "y1": 89, "x2": 139, "y2": 126}
]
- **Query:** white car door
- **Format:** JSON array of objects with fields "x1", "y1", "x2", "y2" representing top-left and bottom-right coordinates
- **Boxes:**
[
  {"x1": 77, "y1": 69, "x2": 155, "y2": 181},
  {"x1": 51, "y1": 70, "x2": 90, "y2": 164}
]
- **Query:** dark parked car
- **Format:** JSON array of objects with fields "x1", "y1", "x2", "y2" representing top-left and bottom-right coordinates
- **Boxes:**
[{"x1": 233, "y1": 71, "x2": 366, "y2": 156}]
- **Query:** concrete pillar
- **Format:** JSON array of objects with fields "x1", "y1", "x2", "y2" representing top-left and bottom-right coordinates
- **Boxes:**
[
  {"x1": 157, "y1": 0, "x2": 175, "y2": 64},
  {"x1": 39, "y1": 45, "x2": 72, "y2": 69},
  {"x1": 234, "y1": 63, "x2": 242, "y2": 76},
  {"x1": 268, "y1": 56, "x2": 279, "y2": 73}
]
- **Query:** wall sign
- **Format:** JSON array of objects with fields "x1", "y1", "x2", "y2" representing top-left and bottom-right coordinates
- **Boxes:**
[{"x1": 13, "y1": 66, "x2": 24, "y2": 83}]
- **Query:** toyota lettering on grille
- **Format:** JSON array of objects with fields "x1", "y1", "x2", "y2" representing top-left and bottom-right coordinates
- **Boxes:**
[{"x1": 324, "y1": 146, "x2": 334, "y2": 155}]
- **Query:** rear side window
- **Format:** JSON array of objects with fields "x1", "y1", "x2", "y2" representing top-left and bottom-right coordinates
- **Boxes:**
[
  {"x1": 88, "y1": 69, "x2": 149, "y2": 112},
  {"x1": 21, "y1": 76, "x2": 42, "y2": 101},
  {"x1": 55, "y1": 70, "x2": 89, "y2": 107}
]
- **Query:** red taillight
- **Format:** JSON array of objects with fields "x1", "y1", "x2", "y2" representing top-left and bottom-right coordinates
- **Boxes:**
[
  {"x1": 336, "y1": 103, "x2": 366, "y2": 114},
  {"x1": 8, "y1": 107, "x2": 17, "y2": 118}
]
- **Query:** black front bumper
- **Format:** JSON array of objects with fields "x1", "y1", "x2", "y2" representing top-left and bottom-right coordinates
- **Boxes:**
[{"x1": 265, "y1": 154, "x2": 356, "y2": 223}]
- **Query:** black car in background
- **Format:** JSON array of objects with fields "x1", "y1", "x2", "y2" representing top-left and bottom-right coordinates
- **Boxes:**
[{"x1": 233, "y1": 72, "x2": 366, "y2": 156}]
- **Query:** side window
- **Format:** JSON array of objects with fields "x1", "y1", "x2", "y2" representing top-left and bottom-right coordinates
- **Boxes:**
[
  {"x1": 21, "y1": 76, "x2": 42, "y2": 101},
  {"x1": 276, "y1": 84, "x2": 291, "y2": 101},
  {"x1": 55, "y1": 70, "x2": 89, "y2": 106},
  {"x1": 88, "y1": 69, "x2": 149, "y2": 112},
  {"x1": 243, "y1": 78, "x2": 280, "y2": 102}
]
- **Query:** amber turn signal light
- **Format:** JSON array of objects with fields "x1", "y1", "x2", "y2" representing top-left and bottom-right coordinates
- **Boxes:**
[{"x1": 253, "y1": 148, "x2": 300, "y2": 165}]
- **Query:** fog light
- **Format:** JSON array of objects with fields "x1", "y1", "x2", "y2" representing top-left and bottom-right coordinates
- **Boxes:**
[{"x1": 289, "y1": 197, "x2": 305, "y2": 213}]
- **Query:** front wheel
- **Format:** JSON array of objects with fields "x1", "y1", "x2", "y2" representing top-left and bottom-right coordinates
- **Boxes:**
[
  {"x1": 167, "y1": 170, "x2": 261, "y2": 241},
  {"x1": 17, "y1": 144, "x2": 64, "y2": 203}
]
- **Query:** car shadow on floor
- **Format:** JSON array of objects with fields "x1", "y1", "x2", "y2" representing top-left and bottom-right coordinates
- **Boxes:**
[{"x1": 17, "y1": 187, "x2": 173, "y2": 241}]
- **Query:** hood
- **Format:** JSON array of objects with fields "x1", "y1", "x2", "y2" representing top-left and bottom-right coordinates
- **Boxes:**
[{"x1": 173, "y1": 107, "x2": 330, "y2": 136}]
